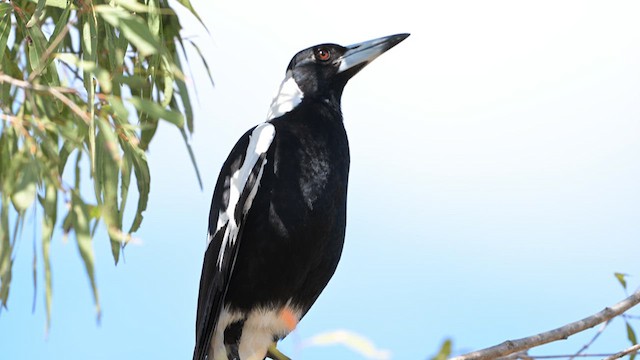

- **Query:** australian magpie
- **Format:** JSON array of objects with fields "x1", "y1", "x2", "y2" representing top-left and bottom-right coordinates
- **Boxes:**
[{"x1": 193, "y1": 33, "x2": 409, "y2": 360}]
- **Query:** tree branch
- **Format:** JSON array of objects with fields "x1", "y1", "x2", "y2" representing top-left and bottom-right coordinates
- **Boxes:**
[
  {"x1": 450, "y1": 289, "x2": 640, "y2": 360},
  {"x1": 602, "y1": 343, "x2": 640, "y2": 360}
]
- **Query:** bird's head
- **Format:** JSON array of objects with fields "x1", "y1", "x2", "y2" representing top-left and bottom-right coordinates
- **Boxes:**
[{"x1": 267, "y1": 33, "x2": 410, "y2": 120}]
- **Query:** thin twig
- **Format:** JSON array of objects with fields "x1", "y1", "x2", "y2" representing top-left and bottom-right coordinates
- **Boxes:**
[
  {"x1": 450, "y1": 289, "x2": 640, "y2": 360},
  {"x1": 0, "y1": 73, "x2": 91, "y2": 124},
  {"x1": 601, "y1": 343, "x2": 640, "y2": 360},
  {"x1": 569, "y1": 320, "x2": 611, "y2": 360},
  {"x1": 0, "y1": 73, "x2": 78, "y2": 94},
  {"x1": 48, "y1": 86, "x2": 91, "y2": 123}
]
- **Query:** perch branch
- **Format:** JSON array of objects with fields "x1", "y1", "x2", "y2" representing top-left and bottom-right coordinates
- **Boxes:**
[{"x1": 450, "y1": 288, "x2": 640, "y2": 360}]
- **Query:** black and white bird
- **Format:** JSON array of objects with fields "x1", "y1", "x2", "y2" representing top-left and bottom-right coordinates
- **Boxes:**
[{"x1": 193, "y1": 33, "x2": 409, "y2": 360}]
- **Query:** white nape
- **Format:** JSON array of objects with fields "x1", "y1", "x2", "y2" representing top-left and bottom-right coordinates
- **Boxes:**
[{"x1": 266, "y1": 74, "x2": 303, "y2": 120}]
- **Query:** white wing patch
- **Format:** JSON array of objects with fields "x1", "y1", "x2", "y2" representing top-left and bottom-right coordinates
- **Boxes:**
[
  {"x1": 266, "y1": 74, "x2": 303, "y2": 120},
  {"x1": 213, "y1": 123, "x2": 276, "y2": 268}
]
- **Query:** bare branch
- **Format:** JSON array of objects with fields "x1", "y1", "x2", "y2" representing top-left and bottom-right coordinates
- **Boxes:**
[
  {"x1": 601, "y1": 344, "x2": 640, "y2": 360},
  {"x1": 450, "y1": 289, "x2": 640, "y2": 360}
]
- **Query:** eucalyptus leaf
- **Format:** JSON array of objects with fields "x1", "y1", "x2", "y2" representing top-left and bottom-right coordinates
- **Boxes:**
[
  {"x1": 71, "y1": 191, "x2": 101, "y2": 320},
  {"x1": 10, "y1": 160, "x2": 38, "y2": 213},
  {"x1": 129, "y1": 149, "x2": 150, "y2": 234},
  {"x1": 96, "y1": 6, "x2": 161, "y2": 58},
  {"x1": 26, "y1": 0, "x2": 74, "y2": 10},
  {"x1": 0, "y1": 3, "x2": 13, "y2": 16},
  {"x1": 0, "y1": 12, "x2": 12, "y2": 60},
  {"x1": 614, "y1": 272, "x2": 628, "y2": 290},
  {"x1": 40, "y1": 182, "x2": 57, "y2": 329},
  {"x1": 174, "y1": 0, "x2": 208, "y2": 32},
  {"x1": 1, "y1": 0, "x2": 205, "y2": 328},
  {"x1": 431, "y1": 339, "x2": 452, "y2": 360},
  {"x1": 26, "y1": 0, "x2": 47, "y2": 28},
  {"x1": 129, "y1": 96, "x2": 184, "y2": 128}
]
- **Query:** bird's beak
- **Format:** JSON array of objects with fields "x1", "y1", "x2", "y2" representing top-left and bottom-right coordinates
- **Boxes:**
[{"x1": 337, "y1": 33, "x2": 410, "y2": 75}]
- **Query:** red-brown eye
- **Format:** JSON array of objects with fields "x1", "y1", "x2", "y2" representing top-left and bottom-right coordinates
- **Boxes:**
[{"x1": 316, "y1": 48, "x2": 331, "y2": 62}]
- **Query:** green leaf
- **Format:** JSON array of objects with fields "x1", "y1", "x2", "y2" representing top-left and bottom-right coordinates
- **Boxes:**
[
  {"x1": 174, "y1": 0, "x2": 208, "y2": 33},
  {"x1": 47, "y1": 1, "x2": 71, "y2": 52},
  {"x1": 129, "y1": 96, "x2": 184, "y2": 128},
  {"x1": 70, "y1": 191, "x2": 101, "y2": 320},
  {"x1": 0, "y1": 195, "x2": 12, "y2": 308},
  {"x1": 26, "y1": 0, "x2": 47, "y2": 28},
  {"x1": 627, "y1": 322, "x2": 638, "y2": 360},
  {"x1": 81, "y1": 5, "x2": 98, "y2": 176},
  {"x1": 179, "y1": 117, "x2": 202, "y2": 190},
  {"x1": 26, "y1": 0, "x2": 75, "y2": 10},
  {"x1": 96, "y1": 121, "x2": 122, "y2": 263},
  {"x1": 431, "y1": 339, "x2": 452, "y2": 360},
  {"x1": 96, "y1": 117, "x2": 121, "y2": 162},
  {"x1": 628, "y1": 322, "x2": 638, "y2": 344},
  {"x1": 0, "y1": 16, "x2": 11, "y2": 71},
  {"x1": 186, "y1": 38, "x2": 215, "y2": 89},
  {"x1": 0, "y1": 3, "x2": 13, "y2": 16},
  {"x1": 615, "y1": 272, "x2": 628, "y2": 290},
  {"x1": 146, "y1": 0, "x2": 160, "y2": 37},
  {"x1": 40, "y1": 182, "x2": 57, "y2": 329},
  {"x1": 159, "y1": 56, "x2": 174, "y2": 107},
  {"x1": 119, "y1": 150, "x2": 132, "y2": 227},
  {"x1": 96, "y1": 6, "x2": 161, "y2": 58},
  {"x1": 11, "y1": 158, "x2": 38, "y2": 213},
  {"x1": 129, "y1": 149, "x2": 149, "y2": 233},
  {"x1": 23, "y1": 22, "x2": 48, "y2": 75}
]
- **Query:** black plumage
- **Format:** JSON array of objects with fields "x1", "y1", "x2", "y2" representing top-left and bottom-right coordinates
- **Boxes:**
[{"x1": 194, "y1": 33, "x2": 409, "y2": 360}]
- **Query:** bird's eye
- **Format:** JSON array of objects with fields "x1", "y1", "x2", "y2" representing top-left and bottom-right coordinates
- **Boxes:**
[{"x1": 316, "y1": 48, "x2": 331, "y2": 62}]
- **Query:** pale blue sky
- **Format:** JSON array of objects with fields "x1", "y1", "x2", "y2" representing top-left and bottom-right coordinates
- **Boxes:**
[{"x1": 2, "y1": 1, "x2": 640, "y2": 359}]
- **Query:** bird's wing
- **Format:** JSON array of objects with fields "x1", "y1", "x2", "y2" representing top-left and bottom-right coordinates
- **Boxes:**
[{"x1": 193, "y1": 123, "x2": 276, "y2": 360}]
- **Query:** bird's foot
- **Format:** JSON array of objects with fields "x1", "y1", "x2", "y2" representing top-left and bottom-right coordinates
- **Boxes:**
[{"x1": 266, "y1": 343, "x2": 291, "y2": 360}]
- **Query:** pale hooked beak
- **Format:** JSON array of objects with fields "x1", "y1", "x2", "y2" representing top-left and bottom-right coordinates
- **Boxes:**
[{"x1": 337, "y1": 33, "x2": 410, "y2": 74}]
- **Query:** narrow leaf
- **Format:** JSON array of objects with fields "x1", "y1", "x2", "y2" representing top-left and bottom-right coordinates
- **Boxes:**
[
  {"x1": 628, "y1": 322, "x2": 638, "y2": 345},
  {"x1": 0, "y1": 195, "x2": 12, "y2": 308},
  {"x1": 23, "y1": 22, "x2": 50, "y2": 77},
  {"x1": 96, "y1": 6, "x2": 161, "y2": 58},
  {"x1": 615, "y1": 272, "x2": 628, "y2": 290},
  {"x1": 40, "y1": 182, "x2": 57, "y2": 329},
  {"x1": 82, "y1": 6, "x2": 98, "y2": 177},
  {"x1": 97, "y1": 125, "x2": 122, "y2": 263},
  {"x1": 0, "y1": 3, "x2": 13, "y2": 16},
  {"x1": 47, "y1": 1, "x2": 71, "y2": 52},
  {"x1": 96, "y1": 117, "x2": 121, "y2": 162},
  {"x1": 179, "y1": 123, "x2": 202, "y2": 190},
  {"x1": 25, "y1": 0, "x2": 74, "y2": 10},
  {"x1": 71, "y1": 191, "x2": 101, "y2": 320},
  {"x1": 119, "y1": 149, "x2": 132, "y2": 228},
  {"x1": 0, "y1": 12, "x2": 11, "y2": 59},
  {"x1": 174, "y1": 0, "x2": 208, "y2": 33},
  {"x1": 26, "y1": 0, "x2": 47, "y2": 28},
  {"x1": 129, "y1": 97, "x2": 184, "y2": 128},
  {"x1": 129, "y1": 150, "x2": 149, "y2": 233},
  {"x1": 627, "y1": 322, "x2": 638, "y2": 360},
  {"x1": 11, "y1": 158, "x2": 38, "y2": 213},
  {"x1": 187, "y1": 39, "x2": 215, "y2": 89},
  {"x1": 431, "y1": 339, "x2": 452, "y2": 360},
  {"x1": 159, "y1": 55, "x2": 174, "y2": 107}
]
